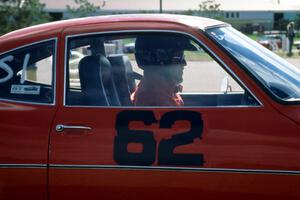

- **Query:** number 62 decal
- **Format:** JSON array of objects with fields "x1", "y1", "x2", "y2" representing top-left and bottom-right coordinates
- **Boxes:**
[{"x1": 114, "y1": 110, "x2": 204, "y2": 166}]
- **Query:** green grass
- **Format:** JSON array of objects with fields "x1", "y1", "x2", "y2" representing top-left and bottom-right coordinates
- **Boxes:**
[
  {"x1": 184, "y1": 51, "x2": 213, "y2": 61},
  {"x1": 126, "y1": 51, "x2": 213, "y2": 62},
  {"x1": 125, "y1": 34, "x2": 300, "y2": 62},
  {"x1": 123, "y1": 38, "x2": 135, "y2": 45},
  {"x1": 246, "y1": 34, "x2": 260, "y2": 41}
]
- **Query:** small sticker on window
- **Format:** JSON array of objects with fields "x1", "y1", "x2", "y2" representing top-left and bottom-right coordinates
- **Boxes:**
[{"x1": 10, "y1": 85, "x2": 40, "y2": 95}]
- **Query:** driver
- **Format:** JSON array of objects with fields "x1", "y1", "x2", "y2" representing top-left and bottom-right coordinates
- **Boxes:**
[{"x1": 131, "y1": 34, "x2": 196, "y2": 106}]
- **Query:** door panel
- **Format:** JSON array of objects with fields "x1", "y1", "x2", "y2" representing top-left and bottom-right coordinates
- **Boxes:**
[
  {"x1": 50, "y1": 168, "x2": 300, "y2": 200},
  {"x1": 0, "y1": 168, "x2": 46, "y2": 200},
  {"x1": 0, "y1": 102, "x2": 56, "y2": 200},
  {"x1": 49, "y1": 107, "x2": 300, "y2": 199}
]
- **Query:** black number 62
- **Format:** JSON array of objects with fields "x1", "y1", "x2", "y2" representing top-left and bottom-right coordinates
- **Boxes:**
[{"x1": 113, "y1": 110, "x2": 204, "y2": 166}]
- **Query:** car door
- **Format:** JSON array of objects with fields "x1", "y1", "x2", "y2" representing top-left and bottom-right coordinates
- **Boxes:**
[
  {"x1": 0, "y1": 39, "x2": 57, "y2": 200},
  {"x1": 49, "y1": 29, "x2": 300, "y2": 200}
]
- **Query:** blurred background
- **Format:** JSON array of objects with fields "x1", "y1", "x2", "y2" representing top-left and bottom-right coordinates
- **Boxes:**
[{"x1": 1, "y1": 0, "x2": 300, "y2": 58}]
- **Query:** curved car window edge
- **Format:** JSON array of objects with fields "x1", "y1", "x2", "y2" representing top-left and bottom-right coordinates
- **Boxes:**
[
  {"x1": 0, "y1": 38, "x2": 58, "y2": 106},
  {"x1": 203, "y1": 24, "x2": 231, "y2": 31},
  {"x1": 192, "y1": 30, "x2": 263, "y2": 107},
  {"x1": 202, "y1": 28, "x2": 300, "y2": 106},
  {"x1": 63, "y1": 30, "x2": 262, "y2": 108}
]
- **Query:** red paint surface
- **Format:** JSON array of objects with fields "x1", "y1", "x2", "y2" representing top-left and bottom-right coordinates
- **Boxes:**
[{"x1": 0, "y1": 14, "x2": 299, "y2": 200}]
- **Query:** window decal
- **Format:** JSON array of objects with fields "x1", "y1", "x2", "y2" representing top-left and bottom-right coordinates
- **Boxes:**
[
  {"x1": 114, "y1": 110, "x2": 204, "y2": 166},
  {"x1": 10, "y1": 85, "x2": 40, "y2": 95}
]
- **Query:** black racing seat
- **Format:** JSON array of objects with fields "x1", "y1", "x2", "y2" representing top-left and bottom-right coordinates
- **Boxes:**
[
  {"x1": 101, "y1": 57, "x2": 121, "y2": 106},
  {"x1": 79, "y1": 55, "x2": 108, "y2": 106},
  {"x1": 108, "y1": 54, "x2": 139, "y2": 106},
  {"x1": 78, "y1": 55, "x2": 120, "y2": 106}
]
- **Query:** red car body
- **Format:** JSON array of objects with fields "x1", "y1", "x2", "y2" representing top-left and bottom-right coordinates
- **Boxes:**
[{"x1": 0, "y1": 14, "x2": 300, "y2": 200}]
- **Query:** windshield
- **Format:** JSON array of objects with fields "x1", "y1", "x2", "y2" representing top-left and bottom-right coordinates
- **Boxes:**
[{"x1": 206, "y1": 26, "x2": 300, "y2": 103}]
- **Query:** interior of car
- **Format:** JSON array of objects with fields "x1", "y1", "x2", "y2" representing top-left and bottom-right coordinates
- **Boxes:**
[{"x1": 65, "y1": 33, "x2": 259, "y2": 107}]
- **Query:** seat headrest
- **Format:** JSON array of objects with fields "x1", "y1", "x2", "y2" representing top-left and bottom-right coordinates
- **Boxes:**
[{"x1": 78, "y1": 55, "x2": 111, "y2": 105}]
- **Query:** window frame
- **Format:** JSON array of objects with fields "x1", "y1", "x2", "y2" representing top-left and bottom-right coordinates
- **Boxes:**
[
  {"x1": 0, "y1": 38, "x2": 57, "y2": 106},
  {"x1": 64, "y1": 30, "x2": 262, "y2": 108}
]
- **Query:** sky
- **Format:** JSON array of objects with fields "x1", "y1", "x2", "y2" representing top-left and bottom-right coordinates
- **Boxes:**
[
  {"x1": 242, "y1": 0, "x2": 295, "y2": 3},
  {"x1": 220, "y1": 0, "x2": 297, "y2": 5},
  {"x1": 272, "y1": 0, "x2": 298, "y2": 4}
]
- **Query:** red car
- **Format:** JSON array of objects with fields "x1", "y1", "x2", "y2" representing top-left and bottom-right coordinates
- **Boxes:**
[
  {"x1": 258, "y1": 34, "x2": 283, "y2": 51},
  {"x1": 0, "y1": 14, "x2": 300, "y2": 200}
]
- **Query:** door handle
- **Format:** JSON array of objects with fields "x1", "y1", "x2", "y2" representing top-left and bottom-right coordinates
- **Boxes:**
[{"x1": 55, "y1": 124, "x2": 92, "y2": 133}]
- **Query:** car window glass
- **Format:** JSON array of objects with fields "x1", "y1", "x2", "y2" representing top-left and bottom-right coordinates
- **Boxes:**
[
  {"x1": 65, "y1": 33, "x2": 259, "y2": 107},
  {"x1": 0, "y1": 40, "x2": 55, "y2": 104},
  {"x1": 207, "y1": 27, "x2": 300, "y2": 102}
]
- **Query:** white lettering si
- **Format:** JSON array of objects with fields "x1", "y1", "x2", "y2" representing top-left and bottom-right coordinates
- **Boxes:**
[
  {"x1": 20, "y1": 53, "x2": 30, "y2": 84},
  {"x1": 0, "y1": 55, "x2": 14, "y2": 84}
]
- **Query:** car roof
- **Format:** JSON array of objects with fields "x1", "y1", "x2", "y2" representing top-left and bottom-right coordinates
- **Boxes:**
[{"x1": 0, "y1": 14, "x2": 226, "y2": 41}]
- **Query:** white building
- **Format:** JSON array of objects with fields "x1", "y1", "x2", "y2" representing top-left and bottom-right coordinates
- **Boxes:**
[{"x1": 41, "y1": 0, "x2": 300, "y2": 31}]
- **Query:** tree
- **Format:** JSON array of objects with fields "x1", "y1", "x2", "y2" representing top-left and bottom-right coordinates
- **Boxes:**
[
  {"x1": 0, "y1": 0, "x2": 49, "y2": 35},
  {"x1": 198, "y1": 0, "x2": 223, "y2": 19},
  {"x1": 66, "y1": 0, "x2": 102, "y2": 19},
  {"x1": 182, "y1": 9, "x2": 194, "y2": 16},
  {"x1": 274, "y1": 18, "x2": 289, "y2": 31},
  {"x1": 295, "y1": 14, "x2": 300, "y2": 30}
]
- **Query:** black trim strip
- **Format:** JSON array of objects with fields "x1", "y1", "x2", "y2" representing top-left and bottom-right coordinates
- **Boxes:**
[
  {"x1": 49, "y1": 164, "x2": 300, "y2": 175},
  {"x1": 0, "y1": 164, "x2": 47, "y2": 169},
  {"x1": 2, "y1": 163, "x2": 300, "y2": 175}
]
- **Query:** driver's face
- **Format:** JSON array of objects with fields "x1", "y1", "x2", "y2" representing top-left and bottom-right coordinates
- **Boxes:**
[
  {"x1": 170, "y1": 64, "x2": 184, "y2": 84},
  {"x1": 164, "y1": 50, "x2": 186, "y2": 85}
]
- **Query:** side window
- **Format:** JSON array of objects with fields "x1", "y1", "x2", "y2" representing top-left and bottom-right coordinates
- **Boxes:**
[
  {"x1": 180, "y1": 45, "x2": 258, "y2": 106},
  {"x1": 65, "y1": 33, "x2": 259, "y2": 107},
  {"x1": 0, "y1": 40, "x2": 55, "y2": 104}
]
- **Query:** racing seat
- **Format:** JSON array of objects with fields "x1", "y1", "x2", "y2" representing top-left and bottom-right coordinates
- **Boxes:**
[
  {"x1": 79, "y1": 55, "x2": 120, "y2": 106},
  {"x1": 108, "y1": 54, "x2": 139, "y2": 106},
  {"x1": 101, "y1": 56, "x2": 121, "y2": 106}
]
